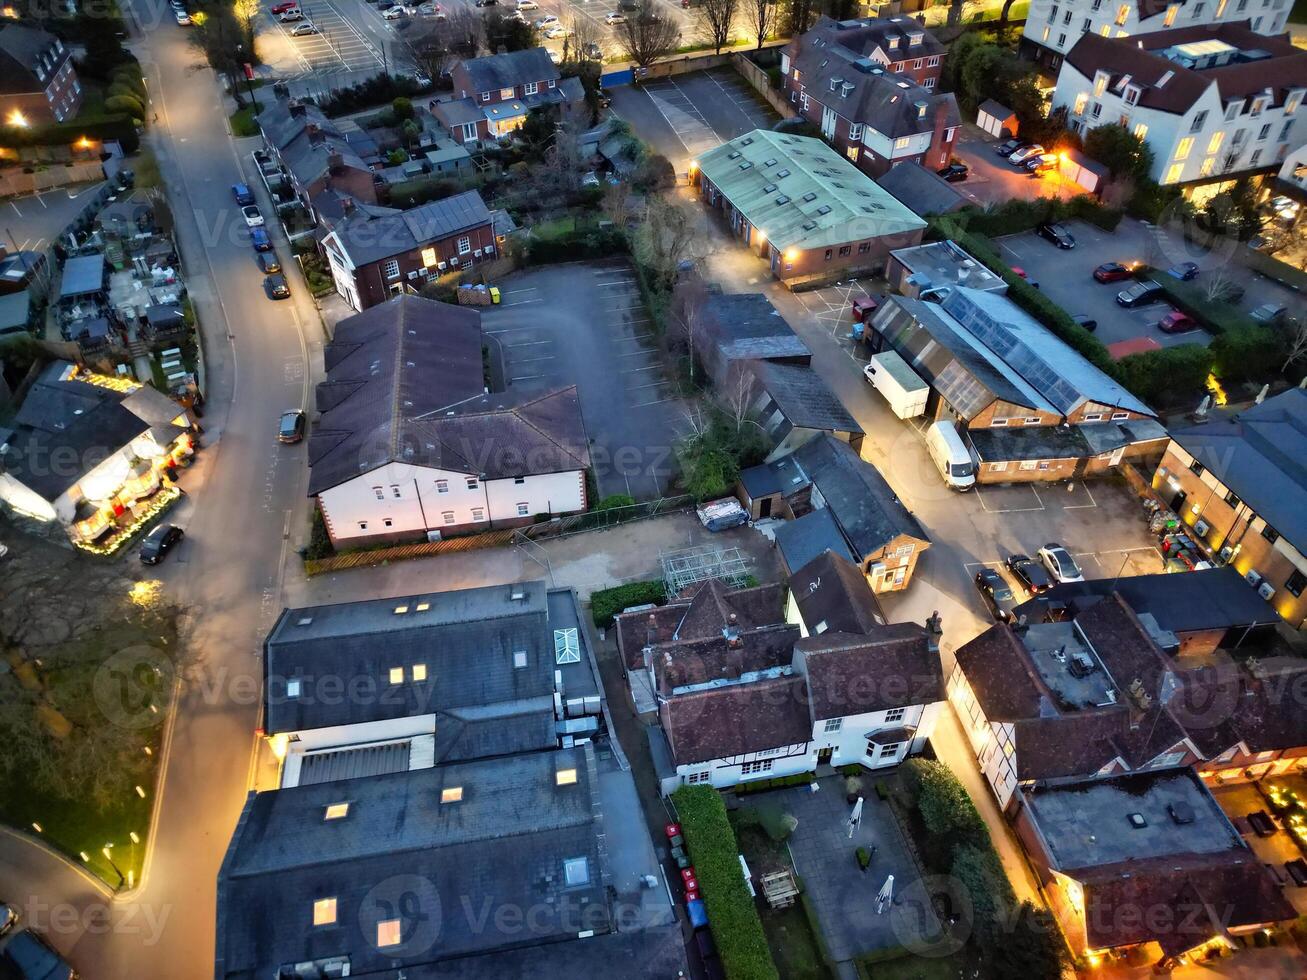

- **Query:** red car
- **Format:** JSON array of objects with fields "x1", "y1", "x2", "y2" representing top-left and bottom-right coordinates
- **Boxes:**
[
  {"x1": 1159, "y1": 310, "x2": 1199, "y2": 333},
  {"x1": 271, "y1": 1, "x2": 298, "y2": 12},
  {"x1": 1093, "y1": 261, "x2": 1135, "y2": 283}
]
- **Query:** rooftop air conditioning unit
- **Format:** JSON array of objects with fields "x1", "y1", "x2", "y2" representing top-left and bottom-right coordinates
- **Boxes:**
[
  {"x1": 484, "y1": 243, "x2": 495, "y2": 254},
  {"x1": 473, "y1": 248, "x2": 482, "y2": 257},
  {"x1": 1245, "y1": 569, "x2": 1263, "y2": 588},
  {"x1": 1068, "y1": 651, "x2": 1096, "y2": 677},
  {"x1": 437, "y1": 261, "x2": 447, "y2": 270},
  {"x1": 449, "y1": 256, "x2": 460, "y2": 265},
  {"x1": 1258, "y1": 581, "x2": 1276, "y2": 601},
  {"x1": 407, "y1": 270, "x2": 420, "y2": 280},
  {"x1": 1194, "y1": 519, "x2": 1210, "y2": 538},
  {"x1": 1219, "y1": 546, "x2": 1234, "y2": 563}
]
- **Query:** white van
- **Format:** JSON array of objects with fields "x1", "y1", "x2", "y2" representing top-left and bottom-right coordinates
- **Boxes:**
[{"x1": 925, "y1": 420, "x2": 975, "y2": 491}]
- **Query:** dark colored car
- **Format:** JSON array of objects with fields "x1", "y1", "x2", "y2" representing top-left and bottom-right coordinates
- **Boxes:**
[
  {"x1": 0, "y1": 929, "x2": 76, "y2": 980},
  {"x1": 974, "y1": 567, "x2": 1019, "y2": 623},
  {"x1": 231, "y1": 182, "x2": 254, "y2": 206},
  {"x1": 937, "y1": 162, "x2": 968, "y2": 182},
  {"x1": 279, "y1": 410, "x2": 306, "y2": 444},
  {"x1": 1158, "y1": 310, "x2": 1199, "y2": 333},
  {"x1": 474, "y1": 0, "x2": 498, "y2": 5},
  {"x1": 1251, "y1": 303, "x2": 1287, "y2": 326},
  {"x1": 1037, "y1": 221, "x2": 1075, "y2": 249},
  {"x1": 582, "y1": 41, "x2": 602, "y2": 60},
  {"x1": 1006, "y1": 553, "x2": 1053, "y2": 595},
  {"x1": 1117, "y1": 280, "x2": 1163, "y2": 307},
  {"x1": 1167, "y1": 261, "x2": 1200, "y2": 281},
  {"x1": 250, "y1": 226, "x2": 271, "y2": 251},
  {"x1": 1093, "y1": 261, "x2": 1134, "y2": 283},
  {"x1": 140, "y1": 524, "x2": 183, "y2": 565},
  {"x1": 1072, "y1": 314, "x2": 1097, "y2": 332},
  {"x1": 265, "y1": 274, "x2": 291, "y2": 299},
  {"x1": 994, "y1": 137, "x2": 1025, "y2": 157},
  {"x1": 257, "y1": 251, "x2": 282, "y2": 274}
]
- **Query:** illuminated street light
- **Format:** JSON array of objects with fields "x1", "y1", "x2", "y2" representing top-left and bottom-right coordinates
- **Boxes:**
[{"x1": 7, "y1": 109, "x2": 27, "y2": 128}]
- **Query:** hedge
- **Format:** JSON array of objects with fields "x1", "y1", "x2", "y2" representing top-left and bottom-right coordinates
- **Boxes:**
[
  {"x1": 0, "y1": 113, "x2": 139, "y2": 153},
  {"x1": 672, "y1": 786, "x2": 779, "y2": 980},
  {"x1": 1211, "y1": 326, "x2": 1287, "y2": 386},
  {"x1": 732, "y1": 772, "x2": 815, "y2": 795},
  {"x1": 590, "y1": 579, "x2": 667, "y2": 628},
  {"x1": 524, "y1": 225, "x2": 628, "y2": 265},
  {"x1": 1115, "y1": 344, "x2": 1214, "y2": 406},
  {"x1": 1143, "y1": 273, "x2": 1258, "y2": 336},
  {"x1": 950, "y1": 196, "x2": 1122, "y2": 238}
]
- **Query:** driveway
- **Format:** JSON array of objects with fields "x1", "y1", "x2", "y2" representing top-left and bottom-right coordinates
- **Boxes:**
[
  {"x1": 482, "y1": 259, "x2": 684, "y2": 501},
  {"x1": 949, "y1": 130, "x2": 1084, "y2": 206}
]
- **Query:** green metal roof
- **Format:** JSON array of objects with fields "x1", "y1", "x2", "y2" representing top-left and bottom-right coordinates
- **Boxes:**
[{"x1": 697, "y1": 129, "x2": 925, "y2": 252}]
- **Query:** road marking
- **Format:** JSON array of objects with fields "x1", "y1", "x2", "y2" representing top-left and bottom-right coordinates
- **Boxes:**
[
  {"x1": 503, "y1": 298, "x2": 544, "y2": 306},
  {"x1": 505, "y1": 287, "x2": 538, "y2": 294},
  {"x1": 511, "y1": 373, "x2": 545, "y2": 381},
  {"x1": 507, "y1": 339, "x2": 553, "y2": 348},
  {"x1": 513, "y1": 354, "x2": 556, "y2": 364},
  {"x1": 622, "y1": 365, "x2": 660, "y2": 374},
  {"x1": 8, "y1": 201, "x2": 20, "y2": 217},
  {"x1": 631, "y1": 397, "x2": 674, "y2": 407},
  {"x1": 616, "y1": 348, "x2": 653, "y2": 357},
  {"x1": 973, "y1": 484, "x2": 1045, "y2": 514},
  {"x1": 1062, "y1": 482, "x2": 1099, "y2": 510},
  {"x1": 631, "y1": 379, "x2": 670, "y2": 390},
  {"x1": 597, "y1": 278, "x2": 636, "y2": 286}
]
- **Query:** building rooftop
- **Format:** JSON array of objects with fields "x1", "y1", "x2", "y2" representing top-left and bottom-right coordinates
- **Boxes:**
[
  {"x1": 696, "y1": 129, "x2": 925, "y2": 252},
  {"x1": 788, "y1": 549, "x2": 887, "y2": 635},
  {"x1": 889, "y1": 240, "x2": 1006, "y2": 293},
  {"x1": 796, "y1": 625, "x2": 942, "y2": 720},
  {"x1": 659, "y1": 674, "x2": 812, "y2": 765},
  {"x1": 1021, "y1": 621, "x2": 1120, "y2": 711},
  {"x1": 700, "y1": 291, "x2": 812, "y2": 364},
  {"x1": 58, "y1": 252, "x2": 104, "y2": 299},
  {"x1": 458, "y1": 46, "x2": 560, "y2": 92},
  {"x1": 775, "y1": 507, "x2": 858, "y2": 574},
  {"x1": 326, "y1": 190, "x2": 493, "y2": 266},
  {"x1": 751, "y1": 360, "x2": 863, "y2": 433},
  {"x1": 877, "y1": 162, "x2": 969, "y2": 218}
]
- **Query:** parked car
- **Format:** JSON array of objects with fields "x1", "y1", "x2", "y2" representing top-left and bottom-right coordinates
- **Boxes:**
[
  {"x1": 257, "y1": 251, "x2": 282, "y2": 274},
  {"x1": 1037, "y1": 544, "x2": 1084, "y2": 584},
  {"x1": 580, "y1": 171, "x2": 600, "y2": 188},
  {"x1": 1071, "y1": 314, "x2": 1097, "y2": 332},
  {"x1": 140, "y1": 524, "x2": 184, "y2": 565},
  {"x1": 382, "y1": 6, "x2": 404, "y2": 18},
  {"x1": 995, "y1": 137, "x2": 1026, "y2": 157},
  {"x1": 1024, "y1": 152, "x2": 1059, "y2": 174},
  {"x1": 271, "y1": 1, "x2": 299, "y2": 11},
  {"x1": 265, "y1": 274, "x2": 291, "y2": 299},
  {"x1": 1007, "y1": 553, "x2": 1053, "y2": 595},
  {"x1": 1092, "y1": 261, "x2": 1135, "y2": 283},
  {"x1": 231, "y1": 182, "x2": 255, "y2": 206},
  {"x1": 1251, "y1": 302, "x2": 1287, "y2": 325},
  {"x1": 1036, "y1": 221, "x2": 1075, "y2": 249},
  {"x1": 1248, "y1": 233, "x2": 1281, "y2": 253},
  {"x1": 1166, "y1": 261, "x2": 1200, "y2": 281},
  {"x1": 582, "y1": 41, "x2": 603, "y2": 60},
  {"x1": 290, "y1": 21, "x2": 318, "y2": 34},
  {"x1": 1158, "y1": 310, "x2": 1199, "y2": 333},
  {"x1": 1008, "y1": 143, "x2": 1045, "y2": 166},
  {"x1": 474, "y1": 0, "x2": 498, "y2": 5},
  {"x1": 0, "y1": 904, "x2": 16, "y2": 937},
  {"x1": 937, "y1": 162, "x2": 968, "y2": 182},
  {"x1": 279, "y1": 410, "x2": 306, "y2": 444},
  {"x1": 515, "y1": 0, "x2": 538, "y2": 8},
  {"x1": 174, "y1": 10, "x2": 191, "y2": 24},
  {"x1": 604, "y1": 11, "x2": 625, "y2": 22},
  {"x1": 250, "y1": 227, "x2": 272, "y2": 251},
  {"x1": 278, "y1": 8, "x2": 303, "y2": 20},
  {"x1": 1116, "y1": 280, "x2": 1163, "y2": 307},
  {"x1": 543, "y1": 23, "x2": 566, "y2": 37},
  {"x1": 974, "y1": 567, "x2": 1019, "y2": 623},
  {"x1": 413, "y1": 68, "x2": 433, "y2": 85},
  {"x1": 241, "y1": 205, "x2": 264, "y2": 227},
  {"x1": 534, "y1": 13, "x2": 558, "y2": 27},
  {"x1": 0, "y1": 929, "x2": 76, "y2": 980}
]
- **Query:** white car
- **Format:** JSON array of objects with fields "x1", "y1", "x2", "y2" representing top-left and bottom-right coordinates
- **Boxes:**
[
  {"x1": 290, "y1": 20, "x2": 318, "y2": 33},
  {"x1": 535, "y1": 13, "x2": 558, "y2": 26},
  {"x1": 1037, "y1": 543, "x2": 1084, "y2": 584},
  {"x1": 543, "y1": 23, "x2": 566, "y2": 37},
  {"x1": 278, "y1": 8, "x2": 303, "y2": 20},
  {"x1": 242, "y1": 205, "x2": 265, "y2": 227},
  {"x1": 383, "y1": 6, "x2": 404, "y2": 18},
  {"x1": 604, "y1": 11, "x2": 625, "y2": 23},
  {"x1": 1008, "y1": 143, "x2": 1045, "y2": 166},
  {"x1": 175, "y1": 9, "x2": 191, "y2": 23},
  {"x1": 546, "y1": 47, "x2": 561, "y2": 63},
  {"x1": 516, "y1": 0, "x2": 538, "y2": 8}
]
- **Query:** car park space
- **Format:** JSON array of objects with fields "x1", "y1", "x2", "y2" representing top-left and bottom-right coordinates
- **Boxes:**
[
  {"x1": 481, "y1": 260, "x2": 684, "y2": 499},
  {"x1": 948, "y1": 132, "x2": 1085, "y2": 206},
  {"x1": 266, "y1": 0, "x2": 383, "y2": 74}
]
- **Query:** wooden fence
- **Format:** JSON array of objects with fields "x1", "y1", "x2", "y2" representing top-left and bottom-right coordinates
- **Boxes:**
[
  {"x1": 304, "y1": 496, "x2": 692, "y2": 576},
  {"x1": 0, "y1": 161, "x2": 104, "y2": 198},
  {"x1": 731, "y1": 54, "x2": 798, "y2": 122}
]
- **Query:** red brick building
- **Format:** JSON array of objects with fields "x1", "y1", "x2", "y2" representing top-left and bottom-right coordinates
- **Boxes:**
[
  {"x1": 434, "y1": 47, "x2": 585, "y2": 143},
  {"x1": 0, "y1": 25, "x2": 82, "y2": 126}
]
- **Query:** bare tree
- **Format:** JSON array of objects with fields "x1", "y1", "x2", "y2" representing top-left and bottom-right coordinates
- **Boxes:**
[
  {"x1": 1283, "y1": 317, "x2": 1307, "y2": 372},
  {"x1": 719, "y1": 359, "x2": 762, "y2": 435},
  {"x1": 694, "y1": 0, "x2": 738, "y2": 55},
  {"x1": 564, "y1": 13, "x2": 602, "y2": 63},
  {"x1": 443, "y1": 7, "x2": 484, "y2": 59},
  {"x1": 1203, "y1": 268, "x2": 1243, "y2": 304},
  {"x1": 408, "y1": 22, "x2": 456, "y2": 84},
  {"x1": 747, "y1": 0, "x2": 777, "y2": 50},
  {"x1": 602, "y1": 181, "x2": 636, "y2": 229},
  {"x1": 618, "y1": 0, "x2": 682, "y2": 71},
  {"x1": 635, "y1": 197, "x2": 701, "y2": 278}
]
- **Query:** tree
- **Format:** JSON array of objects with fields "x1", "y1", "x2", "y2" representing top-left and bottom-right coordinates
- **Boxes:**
[
  {"x1": 694, "y1": 0, "x2": 737, "y2": 54},
  {"x1": 233, "y1": 0, "x2": 260, "y2": 56},
  {"x1": 409, "y1": 24, "x2": 455, "y2": 84},
  {"x1": 1282, "y1": 318, "x2": 1307, "y2": 373},
  {"x1": 442, "y1": 8, "x2": 484, "y2": 58},
  {"x1": 998, "y1": 0, "x2": 1021, "y2": 26},
  {"x1": 517, "y1": 106, "x2": 558, "y2": 162},
  {"x1": 618, "y1": 1, "x2": 682, "y2": 70},
  {"x1": 635, "y1": 196, "x2": 701, "y2": 280},
  {"x1": 746, "y1": 0, "x2": 777, "y2": 50},
  {"x1": 785, "y1": 0, "x2": 816, "y2": 36},
  {"x1": 485, "y1": 10, "x2": 538, "y2": 52},
  {"x1": 188, "y1": 7, "x2": 247, "y2": 105},
  {"x1": 1083, "y1": 123, "x2": 1153, "y2": 181}
]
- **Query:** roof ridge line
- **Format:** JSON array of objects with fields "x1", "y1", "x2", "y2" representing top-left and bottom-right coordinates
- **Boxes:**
[{"x1": 388, "y1": 298, "x2": 408, "y2": 461}]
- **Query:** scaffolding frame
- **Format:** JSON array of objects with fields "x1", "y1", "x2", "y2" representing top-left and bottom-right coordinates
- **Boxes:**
[{"x1": 660, "y1": 545, "x2": 752, "y2": 596}]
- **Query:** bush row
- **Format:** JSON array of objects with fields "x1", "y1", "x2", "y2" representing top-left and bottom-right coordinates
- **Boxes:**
[
  {"x1": 523, "y1": 226, "x2": 628, "y2": 265},
  {"x1": 1143, "y1": 273, "x2": 1258, "y2": 336},
  {"x1": 950, "y1": 195, "x2": 1122, "y2": 238},
  {"x1": 671, "y1": 786, "x2": 779, "y2": 980},
  {"x1": 732, "y1": 773, "x2": 815, "y2": 795},
  {"x1": 589, "y1": 579, "x2": 667, "y2": 628}
]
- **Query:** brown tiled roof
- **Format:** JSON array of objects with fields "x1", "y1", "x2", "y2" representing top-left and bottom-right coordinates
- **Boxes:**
[
  {"x1": 953, "y1": 624, "x2": 1049, "y2": 721},
  {"x1": 1011, "y1": 712, "x2": 1125, "y2": 780},
  {"x1": 789, "y1": 550, "x2": 887, "y2": 635},
  {"x1": 652, "y1": 626, "x2": 800, "y2": 692},
  {"x1": 1077, "y1": 594, "x2": 1169, "y2": 700},
  {"x1": 660, "y1": 676, "x2": 813, "y2": 765},
  {"x1": 796, "y1": 628, "x2": 943, "y2": 721}
]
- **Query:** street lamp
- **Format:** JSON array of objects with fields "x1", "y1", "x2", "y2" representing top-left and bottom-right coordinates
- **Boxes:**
[{"x1": 102, "y1": 844, "x2": 126, "y2": 890}]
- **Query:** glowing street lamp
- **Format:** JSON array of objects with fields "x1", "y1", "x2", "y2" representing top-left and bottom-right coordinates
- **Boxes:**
[{"x1": 7, "y1": 109, "x2": 27, "y2": 128}]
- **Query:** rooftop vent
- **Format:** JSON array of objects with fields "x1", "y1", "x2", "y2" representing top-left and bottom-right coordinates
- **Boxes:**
[
  {"x1": 1168, "y1": 801, "x2": 1195, "y2": 825},
  {"x1": 510, "y1": 586, "x2": 527, "y2": 601},
  {"x1": 1068, "y1": 651, "x2": 1097, "y2": 677},
  {"x1": 1127, "y1": 812, "x2": 1147, "y2": 829},
  {"x1": 296, "y1": 616, "x2": 314, "y2": 627}
]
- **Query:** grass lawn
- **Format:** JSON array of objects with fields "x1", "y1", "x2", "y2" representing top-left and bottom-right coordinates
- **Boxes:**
[
  {"x1": 230, "y1": 106, "x2": 260, "y2": 138},
  {"x1": 732, "y1": 821, "x2": 831, "y2": 980}
]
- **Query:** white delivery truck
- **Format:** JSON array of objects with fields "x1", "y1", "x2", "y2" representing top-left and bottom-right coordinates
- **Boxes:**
[
  {"x1": 925, "y1": 420, "x2": 976, "y2": 491},
  {"x1": 862, "y1": 351, "x2": 929, "y2": 419}
]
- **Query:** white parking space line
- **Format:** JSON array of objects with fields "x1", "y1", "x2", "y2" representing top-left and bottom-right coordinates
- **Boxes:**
[
  {"x1": 631, "y1": 379, "x2": 671, "y2": 390},
  {"x1": 513, "y1": 354, "x2": 556, "y2": 364},
  {"x1": 507, "y1": 339, "x2": 553, "y2": 348},
  {"x1": 631, "y1": 397, "x2": 674, "y2": 408},
  {"x1": 503, "y1": 298, "x2": 545, "y2": 306},
  {"x1": 511, "y1": 373, "x2": 545, "y2": 381},
  {"x1": 505, "y1": 287, "x2": 538, "y2": 295},
  {"x1": 973, "y1": 484, "x2": 1046, "y2": 514},
  {"x1": 1062, "y1": 483, "x2": 1098, "y2": 510},
  {"x1": 9, "y1": 200, "x2": 22, "y2": 217},
  {"x1": 597, "y1": 279, "x2": 636, "y2": 286},
  {"x1": 616, "y1": 348, "x2": 654, "y2": 357}
]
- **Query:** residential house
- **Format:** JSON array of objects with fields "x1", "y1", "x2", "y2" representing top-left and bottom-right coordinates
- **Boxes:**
[
  {"x1": 1152, "y1": 388, "x2": 1307, "y2": 628},
  {"x1": 0, "y1": 361, "x2": 194, "y2": 545},
  {"x1": 1015, "y1": 769, "x2": 1294, "y2": 964},
  {"x1": 870, "y1": 288, "x2": 1168, "y2": 481},
  {"x1": 256, "y1": 99, "x2": 378, "y2": 215},
  {"x1": 1023, "y1": 0, "x2": 1291, "y2": 71},
  {"x1": 694, "y1": 129, "x2": 926, "y2": 286},
  {"x1": 308, "y1": 295, "x2": 589, "y2": 548},
  {"x1": 780, "y1": 18, "x2": 959, "y2": 178},
  {"x1": 433, "y1": 47, "x2": 585, "y2": 143},
  {"x1": 1276, "y1": 141, "x2": 1307, "y2": 196},
  {"x1": 886, "y1": 240, "x2": 1007, "y2": 297},
  {"x1": 1052, "y1": 22, "x2": 1307, "y2": 190},
  {"x1": 784, "y1": 548, "x2": 888, "y2": 637},
  {"x1": 0, "y1": 25, "x2": 81, "y2": 125},
  {"x1": 321, "y1": 190, "x2": 496, "y2": 311},
  {"x1": 875, "y1": 161, "x2": 970, "y2": 219},
  {"x1": 740, "y1": 433, "x2": 931, "y2": 591}
]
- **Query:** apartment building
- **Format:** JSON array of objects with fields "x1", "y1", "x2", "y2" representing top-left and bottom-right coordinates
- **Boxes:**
[
  {"x1": 0, "y1": 25, "x2": 81, "y2": 125},
  {"x1": 1023, "y1": 0, "x2": 1290, "y2": 71},
  {"x1": 1052, "y1": 22, "x2": 1307, "y2": 189},
  {"x1": 783, "y1": 16, "x2": 947, "y2": 90}
]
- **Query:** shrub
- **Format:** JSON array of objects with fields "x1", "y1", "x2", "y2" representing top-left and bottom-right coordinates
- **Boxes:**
[
  {"x1": 672, "y1": 786, "x2": 780, "y2": 980},
  {"x1": 1147, "y1": 275, "x2": 1257, "y2": 336},
  {"x1": 392, "y1": 96, "x2": 414, "y2": 120},
  {"x1": 757, "y1": 805, "x2": 798, "y2": 842},
  {"x1": 856, "y1": 846, "x2": 872, "y2": 870},
  {"x1": 305, "y1": 507, "x2": 334, "y2": 560},
  {"x1": 104, "y1": 94, "x2": 145, "y2": 119},
  {"x1": 594, "y1": 494, "x2": 636, "y2": 511},
  {"x1": 913, "y1": 760, "x2": 987, "y2": 849},
  {"x1": 590, "y1": 579, "x2": 667, "y2": 628},
  {"x1": 875, "y1": 781, "x2": 890, "y2": 801},
  {"x1": 1211, "y1": 326, "x2": 1285, "y2": 386},
  {"x1": 1116, "y1": 344, "x2": 1214, "y2": 406},
  {"x1": 320, "y1": 73, "x2": 424, "y2": 116}
]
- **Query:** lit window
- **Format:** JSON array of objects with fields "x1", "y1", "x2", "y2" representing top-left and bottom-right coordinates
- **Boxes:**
[
  {"x1": 1207, "y1": 131, "x2": 1225, "y2": 154},
  {"x1": 1164, "y1": 163, "x2": 1183, "y2": 184},
  {"x1": 893, "y1": 136, "x2": 911, "y2": 150},
  {"x1": 287, "y1": 678, "x2": 301, "y2": 698},
  {"x1": 377, "y1": 919, "x2": 402, "y2": 947},
  {"x1": 412, "y1": 664, "x2": 427, "y2": 681},
  {"x1": 394, "y1": 605, "x2": 409, "y2": 614},
  {"x1": 1073, "y1": 93, "x2": 1088, "y2": 115},
  {"x1": 556, "y1": 768, "x2": 578, "y2": 786},
  {"x1": 1133, "y1": 122, "x2": 1148, "y2": 140},
  {"x1": 313, "y1": 898, "x2": 337, "y2": 926},
  {"x1": 441, "y1": 786, "x2": 463, "y2": 803},
  {"x1": 421, "y1": 246, "x2": 437, "y2": 267},
  {"x1": 416, "y1": 602, "x2": 430, "y2": 611},
  {"x1": 325, "y1": 803, "x2": 349, "y2": 820},
  {"x1": 388, "y1": 667, "x2": 404, "y2": 684},
  {"x1": 1174, "y1": 137, "x2": 1194, "y2": 162}
]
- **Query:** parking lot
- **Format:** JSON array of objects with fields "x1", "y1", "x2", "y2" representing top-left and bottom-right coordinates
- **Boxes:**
[
  {"x1": 481, "y1": 260, "x2": 684, "y2": 500},
  {"x1": 949, "y1": 131, "x2": 1085, "y2": 207},
  {"x1": 4, "y1": 184, "x2": 104, "y2": 253},
  {"x1": 262, "y1": 0, "x2": 384, "y2": 75},
  {"x1": 609, "y1": 67, "x2": 781, "y2": 168}
]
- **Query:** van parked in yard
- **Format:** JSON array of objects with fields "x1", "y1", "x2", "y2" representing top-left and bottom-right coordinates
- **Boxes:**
[{"x1": 925, "y1": 420, "x2": 975, "y2": 491}]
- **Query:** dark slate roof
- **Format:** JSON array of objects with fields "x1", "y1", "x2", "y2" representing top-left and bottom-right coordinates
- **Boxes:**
[
  {"x1": 459, "y1": 47, "x2": 560, "y2": 93},
  {"x1": 0, "y1": 25, "x2": 65, "y2": 93},
  {"x1": 876, "y1": 162, "x2": 968, "y2": 217},
  {"x1": 215, "y1": 746, "x2": 607, "y2": 978},
  {"x1": 775, "y1": 507, "x2": 857, "y2": 574},
  {"x1": 1169, "y1": 388, "x2": 1307, "y2": 554},
  {"x1": 295, "y1": 741, "x2": 410, "y2": 785},
  {"x1": 792, "y1": 433, "x2": 928, "y2": 559},
  {"x1": 789, "y1": 549, "x2": 887, "y2": 635},
  {"x1": 262, "y1": 581, "x2": 557, "y2": 734},
  {"x1": 660, "y1": 675, "x2": 812, "y2": 765},
  {"x1": 977, "y1": 98, "x2": 1014, "y2": 119},
  {"x1": 797, "y1": 626, "x2": 942, "y2": 720},
  {"x1": 739, "y1": 452, "x2": 809, "y2": 500},
  {"x1": 953, "y1": 624, "x2": 1051, "y2": 721},
  {"x1": 968, "y1": 423, "x2": 1091, "y2": 462},
  {"x1": 0, "y1": 290, "x2": 28, "y2": 332},
  {"x1": 58, "y1": 252, "x2": 104, "y2": 299},
  {"x1": 751, "y1": 361, "x2": 863, "y2": 433},
  {"x1": 328, "y1": 190, "x2": 493, "y2": 266},
  {"x1": 700, "y1": 292, "x2": 811, "y2": 363},
  {"x1": 652, "y1": 626, "x2": 801, "y2": 692},
  {"x1": 801, "y1": 15, "x2": 946, "y2": 63}
]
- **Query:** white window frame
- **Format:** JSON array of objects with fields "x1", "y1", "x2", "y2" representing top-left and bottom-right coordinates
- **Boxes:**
[
  {"x1": 740, "y1": 759, "x2": 773, "y2": 776},
  {"x1": 382, "y1": 259, "x2": 401, "y2": 280},
  {"x1": 823, "y1": 718, "x2": 843, "y2": 733},
  {"x1": 885, "y1": 707, "x2": 906, "y2": 723},
  {"x1": 458, "y1": 235, "x2": 472, "y2": 255},
  {"x1": 517, "y1": 502, "x2": 530, "y2": 517},
  {"x1": 524, "y1": 81, "x2": 538, "y2": 95}
]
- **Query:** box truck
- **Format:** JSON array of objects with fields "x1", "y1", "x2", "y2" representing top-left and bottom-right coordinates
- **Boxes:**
[{"x1": 862, "y1": 351, "x2": 928, "y2": 419}]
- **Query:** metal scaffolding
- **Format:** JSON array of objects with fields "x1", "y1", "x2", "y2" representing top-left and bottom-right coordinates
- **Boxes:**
[{"x1": 660, "y1": 545, "x2": 752, "y2": 596}]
